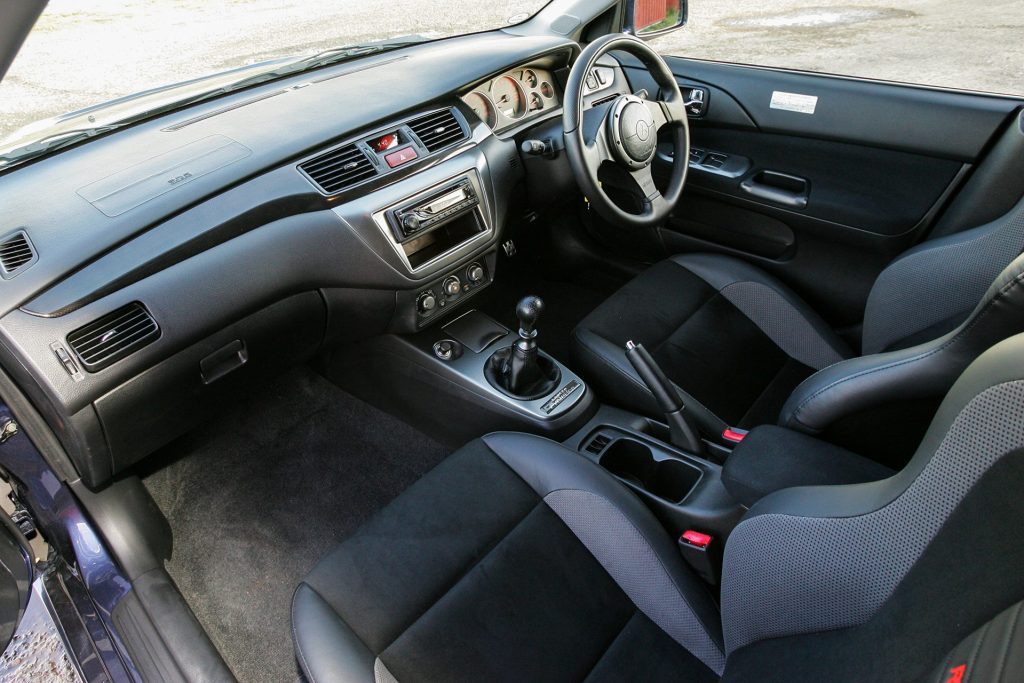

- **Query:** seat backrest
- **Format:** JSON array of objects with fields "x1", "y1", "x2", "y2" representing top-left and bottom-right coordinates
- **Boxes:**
[
  {"x1": 779, "y1": 251, "x2": 1024, "y2": 449},
  {"x1": 861, "y1": 191, "x2": 1024, "y2": 355},
  {"x1": 720, "y1": 332, "x2": 1024, "y2": 682}
]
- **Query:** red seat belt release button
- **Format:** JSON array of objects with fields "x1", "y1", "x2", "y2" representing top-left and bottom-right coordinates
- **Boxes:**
[
  {"x1": 722, "y1": 427, "x2": 748, "y2": 443},
  {"x1": 681, "y1": 530, "x2": 713, "y2": 549}
]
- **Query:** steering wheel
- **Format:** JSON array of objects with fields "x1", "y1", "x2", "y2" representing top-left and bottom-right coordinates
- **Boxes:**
[{"x1": 563, "y1": 34, "x2": 690, "y2": 228}]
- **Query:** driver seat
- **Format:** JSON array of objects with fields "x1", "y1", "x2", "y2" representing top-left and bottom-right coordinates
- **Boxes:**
[{"x1": 572, "y1": 195, "x2": 1024, "y2": 447}]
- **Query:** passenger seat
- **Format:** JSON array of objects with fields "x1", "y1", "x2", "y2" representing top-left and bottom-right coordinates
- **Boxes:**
[{"x1": 292, "y1": 333, "x2": 1024, "y2": 682}]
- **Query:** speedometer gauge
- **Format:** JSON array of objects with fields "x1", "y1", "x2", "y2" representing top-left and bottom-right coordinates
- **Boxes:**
[
  {"x1": 492, "y1": 76, "x2": 526, "y2": 120},
  {"x1": 464, "y1": 91, "x2": 496, "y2": 128}
]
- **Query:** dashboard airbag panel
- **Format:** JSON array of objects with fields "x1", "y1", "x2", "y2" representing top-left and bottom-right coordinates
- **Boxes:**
[{"x1": 76, "y1": 135, "x2": 252, "y2": 217}]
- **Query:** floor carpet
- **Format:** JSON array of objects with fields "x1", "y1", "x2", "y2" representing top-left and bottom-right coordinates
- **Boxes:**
[{"x1": 140, "y1": 367, "x2": 449, "y2": 682}]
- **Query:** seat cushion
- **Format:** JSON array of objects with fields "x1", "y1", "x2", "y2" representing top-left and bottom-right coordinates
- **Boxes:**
[
  {"x1": 722, "y1": 425, "x2": 895, "y2": 508},
  {"x1": 292, "y1": 433, "x2": 725, "y2": 682},
  {"x1": 572, "y1": 254, "x2": 851, "y2": 434}
]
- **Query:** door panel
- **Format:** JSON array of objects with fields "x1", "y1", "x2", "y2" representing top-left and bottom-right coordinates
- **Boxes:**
[{"x1": 616, "y1": 54, "x2": 1023, "y2": 330}]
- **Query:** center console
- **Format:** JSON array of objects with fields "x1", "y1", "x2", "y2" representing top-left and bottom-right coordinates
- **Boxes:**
[
  {"x1": 564, "y1": 405, "x2": 744, "y2": 549},
  {"x1": 326, "y1": 303, "x2": 597, "y2": 448}
]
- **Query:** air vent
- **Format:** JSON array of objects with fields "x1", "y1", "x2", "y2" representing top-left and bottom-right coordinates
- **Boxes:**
[
  {"x1": 67, "y1": 302, "x2": 160, "y2": 372},
  {"x1": 299, "y1": 143, "x2": 378, "y2": 194},
  {"x1": 0, "y1": 231, "x2": 36, "y2": 279},
  {"x1": 408, "y1": 109, "x2": 467, "y2": 153}
]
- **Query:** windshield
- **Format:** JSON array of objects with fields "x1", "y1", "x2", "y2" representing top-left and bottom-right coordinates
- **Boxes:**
[{"x1": 0, "y1": 0, "x2": 550, "y2": 165}]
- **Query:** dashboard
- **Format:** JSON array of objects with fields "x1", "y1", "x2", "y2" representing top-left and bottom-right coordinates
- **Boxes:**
[
  {"x1": 0, "y1": 30, "x2": 631, "y2": 490},
  {"x1": 462, "y1": 68, "x2": 562, "y2": 132}
]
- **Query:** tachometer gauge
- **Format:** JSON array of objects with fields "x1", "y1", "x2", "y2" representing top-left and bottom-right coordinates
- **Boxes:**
[
  {"x1": 523, "y1": 69, "x2": 539, "y2": 88},
  {"x1": 492, "y1": 76, "x2": 526, "y2": 120},
  {"x1": 464, "y1": 91, "x2": 496, "y2": 128}
]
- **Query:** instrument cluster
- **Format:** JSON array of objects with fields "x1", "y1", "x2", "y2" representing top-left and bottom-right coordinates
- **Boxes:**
[{"x1": 461, "y1": 67, "x2": 561, "y2": 133}]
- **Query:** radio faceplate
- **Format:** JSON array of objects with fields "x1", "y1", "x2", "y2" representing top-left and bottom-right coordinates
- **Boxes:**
[{"x1": 387, "y1": 177, "x2": 478, "y2": 242}]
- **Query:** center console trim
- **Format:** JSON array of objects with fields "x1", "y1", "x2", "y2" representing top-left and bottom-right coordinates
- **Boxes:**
[
  {"x1": 370, "y1": 167, "x2": 493, "y2": 275},
  {"x1": 434, "y1": 309, "x2": 588, "y2": 420}
]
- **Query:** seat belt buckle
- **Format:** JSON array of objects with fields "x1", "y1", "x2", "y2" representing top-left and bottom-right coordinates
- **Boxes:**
[
  {"x1": 678, "y1": 530, "x2": 719, "y2": 585},
  {"x1": 722, "y1": 427, "x2": 748, "y2": 444}
]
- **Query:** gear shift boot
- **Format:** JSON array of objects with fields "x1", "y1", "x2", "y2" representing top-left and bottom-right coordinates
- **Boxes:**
[
  {"x1": 485, "y1": 346, "x2": 561, "y2": 399},
  {"x1": 485, "y1": 295, "x2": 562, "y2": 399}
]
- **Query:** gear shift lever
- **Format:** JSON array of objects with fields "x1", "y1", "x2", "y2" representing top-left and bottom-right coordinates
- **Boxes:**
[
  {"x1": 484, "y1": 295, "x2": 562, "y2": 399},
  {"x1": 508, "y1": 295, "x2": 545, "y2": 394}
]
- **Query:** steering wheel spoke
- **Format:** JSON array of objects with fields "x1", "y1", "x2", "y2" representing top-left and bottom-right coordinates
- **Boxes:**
[
  {"x1": 628, "y1": 164, "x2": 659, "y2": 202},
  {"x1": 584, "y1": 125, "x2": 612, "y2": 166},
  {"x1": 644, "y1": 96, "x2": 686, "y2": 131},
  {"x1": 648, "y1": 190, "x2": 670, "y2": 217},
  {"x1": 644, "y1": 98, "x2": 670, "y2": 131},
  {"x1": 580, "y1": 102, "x2": 615, "y2": 166}
]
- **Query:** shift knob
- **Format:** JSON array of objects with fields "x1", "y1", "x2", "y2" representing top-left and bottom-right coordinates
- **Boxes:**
[{"x1": 516, "y1": 295, "x2": 544, "y2": 337}]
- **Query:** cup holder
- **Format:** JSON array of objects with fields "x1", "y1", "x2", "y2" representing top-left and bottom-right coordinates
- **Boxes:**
[{"x1": 599, "y1": 438, "x2": 701, "y2": 503}]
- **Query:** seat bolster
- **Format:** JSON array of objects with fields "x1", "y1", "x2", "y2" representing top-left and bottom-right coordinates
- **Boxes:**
[
  {"x1": 482, "y1": 432, "x2": 727, "y2": 674},
  {"x1": 721, "y1": 334, "x2": 1024, "y2": 655},
  {"x1": 780, "y1": 255, "x2": 1024, "y2": 434},
  {"x1": 862, "y1": 195, "x2": 1024, "y2": 355},
  {"x1": 671, "y1": 253, "x2": 851, "y2": 369},
  {"x1": 571, "y1": 327, "x2": 728, "y2": 435},
  {"x1": 292, "y1": 582, "x2": 375, "y2": 683}
]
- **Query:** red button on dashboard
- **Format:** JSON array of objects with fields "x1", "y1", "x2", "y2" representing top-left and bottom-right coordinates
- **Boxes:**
[{"x1": 384, "y1": 147, "x2": 418, "y2": 168}]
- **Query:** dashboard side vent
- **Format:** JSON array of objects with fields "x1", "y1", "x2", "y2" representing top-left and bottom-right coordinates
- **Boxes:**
[
  {"x1": 408, "y1": 109, "x2": 467, "y2": 153},
  {"x1": 299, "y1": 143, "x2": 377, "y2": 194},
  {"x1": 67, "y1": 302, "x2": 160, "y2": 372},
  {"x1": 0, "y1": 231, "x2": 37, "y2": 279}
]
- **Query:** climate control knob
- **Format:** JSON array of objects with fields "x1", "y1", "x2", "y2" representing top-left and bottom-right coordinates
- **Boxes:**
[
  {"x1": 443, "y1": 276, "x2": 461, "y2": 297},
  {"x1": 416, "y1": 291, "x2": 437, "y2": 313},
  {"x1": 467, "y1": 263, "x2": 485, "y2": 283}
]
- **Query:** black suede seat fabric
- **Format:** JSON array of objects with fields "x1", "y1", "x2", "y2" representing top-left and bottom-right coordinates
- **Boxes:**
[
  {"x1": 292, "y1": 434, "x2": 724, "y2": 683},
  {"x1": 722, "y1": 425, "x2": 895, "y2": 507},
  {"x1": 572, "y1": 254, "x2": 850, "y2": 435}
]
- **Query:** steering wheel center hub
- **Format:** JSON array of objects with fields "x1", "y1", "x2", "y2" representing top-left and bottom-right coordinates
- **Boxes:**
[{"x1": 609, "y1": 96, "x2": 657, "y2": 167}]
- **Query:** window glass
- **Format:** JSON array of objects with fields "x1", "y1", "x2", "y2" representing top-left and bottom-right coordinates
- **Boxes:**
[
  {"x1": 646, "y1": 0, "x2": 1024, "y2": 96},
  {"x1": 0, "y1": 0, "x2": 549, "y2": 145}
]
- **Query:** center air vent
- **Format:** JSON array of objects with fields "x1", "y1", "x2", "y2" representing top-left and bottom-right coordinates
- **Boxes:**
[
  {"x1": 0, "y1": 231, "x2": 37, "y2": 279},
  {"x1": 299, "y1": 143, "x2": 378, "y2": 194},
  {"x1": 408, "y1": 109, "x2": 467, "y2": 153},
  {"x1": 67, "y1": 302, "x2": 160, "y2": 372}
]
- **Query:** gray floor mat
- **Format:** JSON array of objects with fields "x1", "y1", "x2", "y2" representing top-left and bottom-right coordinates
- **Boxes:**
[{"x1": 141, "y1": 366, "x2": 449, "y2": 682}]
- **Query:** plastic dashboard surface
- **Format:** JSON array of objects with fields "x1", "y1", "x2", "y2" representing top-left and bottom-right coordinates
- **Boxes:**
[
  {"x1": 0, "y1": 30, "x2": 580, "y2": 487},
  {"x1": 0, "y1": 28, "x2": 632, "y2": 488}
]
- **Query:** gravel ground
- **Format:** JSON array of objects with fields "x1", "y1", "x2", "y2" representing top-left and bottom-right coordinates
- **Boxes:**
[
  {"x1": 0, "y1": 0, "x2": 1021, "y2": 144},
  {"x1": 648, "y1": 0, "x2": 1024, "y2": 96}
]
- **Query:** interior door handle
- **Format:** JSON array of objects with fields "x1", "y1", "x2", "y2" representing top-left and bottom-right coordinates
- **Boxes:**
[{"x1": 740, "y1": 170, "x2": 810, "y2": 209}]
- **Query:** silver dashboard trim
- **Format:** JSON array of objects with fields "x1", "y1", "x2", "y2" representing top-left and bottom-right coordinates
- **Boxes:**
[
  {"x1": 436, "y1": 311, "x2": 588, "y2": 420},
  {"x1": 330, "y1": 126, "x2": 499, "y2": 279},
  {"x1": 368, "y1": 168, "x2": 492, "y2": 275}
]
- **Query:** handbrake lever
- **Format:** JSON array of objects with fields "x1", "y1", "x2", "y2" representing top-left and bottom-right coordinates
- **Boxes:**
[{"x1": 625, "y1": 341, "x2": 704, "y2": 456}]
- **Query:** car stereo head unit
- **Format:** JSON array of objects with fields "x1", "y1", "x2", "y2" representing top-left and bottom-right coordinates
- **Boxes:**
[{"x1": 387, "y1": 177, "x2": 478, "y2": 242}]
